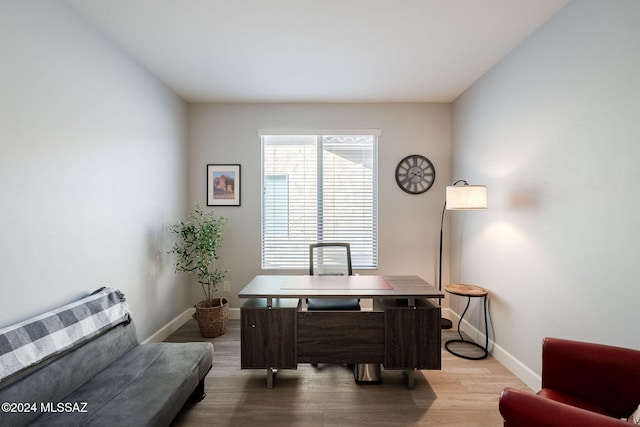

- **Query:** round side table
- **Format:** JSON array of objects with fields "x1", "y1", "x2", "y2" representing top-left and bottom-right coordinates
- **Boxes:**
[{"x1": 444, "y1": 283, "x2": 489, "y2": 360}]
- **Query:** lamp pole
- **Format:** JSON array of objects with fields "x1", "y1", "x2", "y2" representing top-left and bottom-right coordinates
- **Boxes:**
[
  {"x1": 438, "y1": 180, "x2": 486, "y2": 329},
  {"x1": 438, "y1": 200, "x2": 453, "y2": 329}
]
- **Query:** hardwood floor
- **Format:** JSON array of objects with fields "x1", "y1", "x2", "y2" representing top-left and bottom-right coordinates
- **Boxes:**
[{"x1": 167, "y1": 319, "x2": 530, "y2": 426}]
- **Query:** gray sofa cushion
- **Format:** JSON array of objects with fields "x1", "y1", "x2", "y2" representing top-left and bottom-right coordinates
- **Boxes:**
[
  {"x1": 30, "y1": 341, "x2": 213, "y2": 427},
  {"x1": 0, "y1": 319, "x2": 213, "y2": 427},
  {"x1": 0, "y1": 322, "x2": 138, "y2": 427}
]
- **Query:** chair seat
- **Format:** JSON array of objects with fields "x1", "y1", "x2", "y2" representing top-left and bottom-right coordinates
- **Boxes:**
[{"x1": 306, "y1": 298, "x2": 361, "y2": 310}]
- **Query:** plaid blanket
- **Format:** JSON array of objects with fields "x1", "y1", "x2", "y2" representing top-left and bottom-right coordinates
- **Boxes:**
[{"x1": 0, "y1": 287, "x2": 130, "y2": 383}]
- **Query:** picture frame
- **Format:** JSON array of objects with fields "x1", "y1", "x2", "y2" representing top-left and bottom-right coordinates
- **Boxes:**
[{"x1": 207, "y1": 164, "x2": 241, "y2": 206}]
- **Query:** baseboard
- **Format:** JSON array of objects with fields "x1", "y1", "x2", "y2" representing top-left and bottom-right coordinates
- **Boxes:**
[
  {"x1": 490, "y1": 341, "x2": 541, "y2": 391},
  {"x1": 229, "y1": 307, "x2": 240, "y2": 320},
  {"x1": 142, "y1": 307, "x2": 195, "y2": 344},
  {"x1": 446, "y1": 308, "x2": 541, "y2": 391},
  {"x1": 143, "y1": 306, "x2": 242, "y2": 344}
]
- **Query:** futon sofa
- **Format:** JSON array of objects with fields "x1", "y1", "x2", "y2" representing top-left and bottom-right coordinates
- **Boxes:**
[
  {"x1": 499, "y1": 337, "x2": 640, "y2": 426},
  {"x1": 0, "y1": 288, "x2": 213, "y2": 427}
]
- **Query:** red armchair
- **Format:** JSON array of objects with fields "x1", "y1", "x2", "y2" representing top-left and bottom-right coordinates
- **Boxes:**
[{"x1": 499, "y1": 337, "x2": 640, "y2": 426}]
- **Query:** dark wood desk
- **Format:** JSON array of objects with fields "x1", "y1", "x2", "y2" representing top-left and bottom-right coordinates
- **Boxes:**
[{"x1": 238, "y1": 275, "x2": 444, "y2": 388}]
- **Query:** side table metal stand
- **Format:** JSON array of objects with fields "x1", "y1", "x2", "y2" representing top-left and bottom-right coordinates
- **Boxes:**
[{"x1": 444, "y1": 284, "x2": 488, "y2": 360}]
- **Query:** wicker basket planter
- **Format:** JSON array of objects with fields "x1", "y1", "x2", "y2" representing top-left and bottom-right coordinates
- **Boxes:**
[{"x1": 193, "y1": 298, "x2": 229, "y2": 338}]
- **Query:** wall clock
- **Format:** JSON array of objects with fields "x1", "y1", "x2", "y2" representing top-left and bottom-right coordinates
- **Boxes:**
[{"x1": 395, "y1": 154, "x2": 436, "y2": 195}]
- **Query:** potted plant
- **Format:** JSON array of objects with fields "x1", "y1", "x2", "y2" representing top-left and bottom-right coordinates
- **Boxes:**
[{"x1": 169, "y1": 204, "x2": 231, "y2": 337}]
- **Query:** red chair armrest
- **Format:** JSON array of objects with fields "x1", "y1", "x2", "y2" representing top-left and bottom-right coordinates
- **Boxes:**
[{"x1": 499, "y1": 388, "x2": 631, "y2": 427}]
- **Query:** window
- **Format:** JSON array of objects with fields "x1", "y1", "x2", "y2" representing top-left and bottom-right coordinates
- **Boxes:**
[{"x1": 261, "y1": 131, "x2": 378, "y2": 269}]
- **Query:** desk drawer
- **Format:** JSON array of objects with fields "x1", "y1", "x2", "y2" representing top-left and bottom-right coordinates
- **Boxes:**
[
  {"x1": 241, "y1": 299, "x2": 298, "y2": 369},
  {"x1": 381, "y1": 299, "x2": 441, "y2": 370},
  {"x1": 297, "y1": 311, "x2": 384, "y2": 364}
]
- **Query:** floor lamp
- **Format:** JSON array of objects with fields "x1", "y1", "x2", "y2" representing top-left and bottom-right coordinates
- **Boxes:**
[{"x1": 438, "y1": 180, "x2": 487, "y2": 329}]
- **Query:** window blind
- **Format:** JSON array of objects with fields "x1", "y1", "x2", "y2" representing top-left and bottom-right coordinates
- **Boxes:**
[{"x1": 261, "y1": 133, "x2": 378, "y2": 269}]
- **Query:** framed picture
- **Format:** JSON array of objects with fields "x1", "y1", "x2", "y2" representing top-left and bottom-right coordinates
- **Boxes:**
[{"x1": 207, "y1": 164, "x2": 240, "y2": 206}]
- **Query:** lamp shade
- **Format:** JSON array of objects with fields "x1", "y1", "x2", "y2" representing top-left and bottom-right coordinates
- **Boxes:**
[{"x1": 446, "y1": 185, "x2": 487, "y2": 210}]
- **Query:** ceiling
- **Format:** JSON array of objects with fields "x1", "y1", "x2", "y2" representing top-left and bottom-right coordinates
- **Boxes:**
[{"x1": 63, "y1": 0, "x2": 569, "y2": 103}]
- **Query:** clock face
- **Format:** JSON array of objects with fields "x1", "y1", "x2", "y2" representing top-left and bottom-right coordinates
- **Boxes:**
[{"x1": 395, "y1": 155, "x2": 436, "y2": 195}]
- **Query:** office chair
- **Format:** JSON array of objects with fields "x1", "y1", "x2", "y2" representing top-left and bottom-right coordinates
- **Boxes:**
[
  {"x1": 307, "y1": 242, "x2": 360, "y2": 311},
  {"x1": 307, "y1": 242, "x2": 380, "y2": 383}
]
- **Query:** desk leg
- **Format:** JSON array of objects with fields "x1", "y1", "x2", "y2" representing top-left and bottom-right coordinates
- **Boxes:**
[
  {"x1": 266, "y1": 367, "x2": 275, "y2": 389},
  {"x1": 405, "y1": 369, "x2": 415, "y2": 390}
]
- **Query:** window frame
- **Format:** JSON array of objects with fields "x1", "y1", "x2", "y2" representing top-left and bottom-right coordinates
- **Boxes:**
[{"x1": 259, "y1": 129, "x2": 380, "y2": 270}]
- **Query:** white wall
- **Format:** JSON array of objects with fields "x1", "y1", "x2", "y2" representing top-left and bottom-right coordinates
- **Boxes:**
[
  {"x1": 188, "y1": 103, "x2": 451, "y2": 309},
  {"x1": 451, "y1": 0, "x2": 640, "y2": 389},
  {"x1": 0, "y1": 1, "x2": 189, "y2": 341}
]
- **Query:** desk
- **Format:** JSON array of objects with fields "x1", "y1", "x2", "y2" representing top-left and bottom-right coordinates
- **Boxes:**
[{"x1": 238, "y1": 275, "x2": 444, "y2": 389}]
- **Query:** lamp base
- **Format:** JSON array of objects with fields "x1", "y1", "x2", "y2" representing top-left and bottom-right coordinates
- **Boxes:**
[{"x1": 440, "y1": 317, "x2": 452, "y2": 329}]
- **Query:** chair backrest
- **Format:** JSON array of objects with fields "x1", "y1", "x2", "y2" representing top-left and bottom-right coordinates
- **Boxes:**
[{"x1": 309, "y1": 242, "x2": 352, "y2": 276}]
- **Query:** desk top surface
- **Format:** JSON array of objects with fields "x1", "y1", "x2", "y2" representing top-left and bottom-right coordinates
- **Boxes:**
[{"x1": 238, "y1": 275, "x2": 444, "y2": 299}]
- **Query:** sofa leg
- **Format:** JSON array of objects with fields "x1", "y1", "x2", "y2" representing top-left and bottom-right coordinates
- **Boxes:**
[{"x1": 189, "y1": 378, "x2": 206, "y2": 403}]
